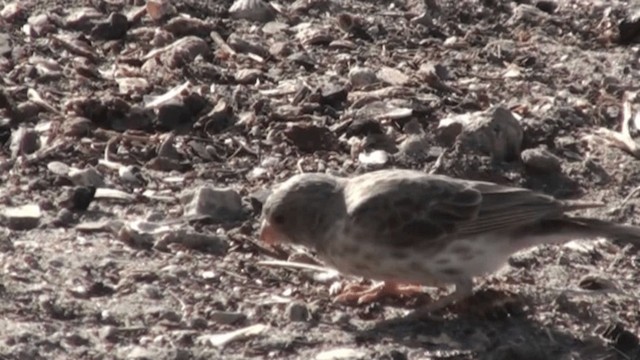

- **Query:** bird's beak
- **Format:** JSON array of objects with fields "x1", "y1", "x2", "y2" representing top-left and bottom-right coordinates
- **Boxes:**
[{"x1": 259, "y1": 219, "x2": 278, "y2": 244}]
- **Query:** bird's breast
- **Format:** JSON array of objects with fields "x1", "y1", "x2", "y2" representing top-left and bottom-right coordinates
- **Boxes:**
[{"x1": 320, "y1": 234, "x2": 517, "y2": 286}]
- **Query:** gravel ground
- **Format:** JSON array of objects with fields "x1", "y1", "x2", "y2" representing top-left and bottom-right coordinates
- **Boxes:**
[{"x1": 2, "y1": 0, "x2": 640, "y2": 359}]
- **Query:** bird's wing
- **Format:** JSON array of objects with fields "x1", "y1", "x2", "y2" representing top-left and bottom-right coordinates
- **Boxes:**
[{"x1": 344, "y1": 171, "x2": 567, "y2": 248}]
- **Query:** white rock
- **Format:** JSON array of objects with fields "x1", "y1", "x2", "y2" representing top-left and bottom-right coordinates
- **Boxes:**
[{"x1": 3, "y1": 204, "x2": 41, "y2": 230}]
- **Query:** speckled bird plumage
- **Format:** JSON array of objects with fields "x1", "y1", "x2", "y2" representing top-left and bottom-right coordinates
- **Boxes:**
[{"x1": 259, "y1": 169, "x2": 640, "y2": 311}]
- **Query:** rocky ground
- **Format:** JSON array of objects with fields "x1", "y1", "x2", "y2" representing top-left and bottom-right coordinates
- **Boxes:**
[{"x1": 2, "y1": 0, "x2": 640, "y2": 359}]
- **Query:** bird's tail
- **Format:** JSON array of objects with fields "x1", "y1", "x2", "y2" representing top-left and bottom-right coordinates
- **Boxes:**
[
  {"x1": 560, "y1": 201, "x2": 606, "y2": 212},
  {"x1": 511, "y1": 217, "x2": 640, "y2": 251},
  {"x1": 564, "y1": 217, "x2": 640, "y2": 241}
]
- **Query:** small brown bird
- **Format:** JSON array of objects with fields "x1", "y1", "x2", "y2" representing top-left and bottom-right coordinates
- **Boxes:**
[{"x1": 259, "y1": 169, "x2": 640, "y2": 313}]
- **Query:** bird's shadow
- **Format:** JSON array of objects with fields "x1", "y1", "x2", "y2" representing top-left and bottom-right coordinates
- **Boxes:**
[{"x1": 340, "y1": 294, "x2": 624, "y2": 360}]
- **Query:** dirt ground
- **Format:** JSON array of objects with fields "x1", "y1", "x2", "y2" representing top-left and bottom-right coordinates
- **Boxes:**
[{"x1": 2, "y1": 0, "x2": 640, "y2": 359}]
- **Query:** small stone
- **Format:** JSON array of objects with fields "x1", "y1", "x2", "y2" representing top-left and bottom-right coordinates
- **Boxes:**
[
  {"x1": 64, "y1": 7, "x2": 102, "y2": 30},
  {"x1": 10, "y1": 126, "x2": 39, "y2": 158},
  {"x1": 0, "y1": 232, "x2": 13, "y2": 253},
  {"x1": 118, "y1": 221, "x2": 160, "y2": 250},
  {"x1": 227, "y1": 33, "x2": 268, "y2": 57},
  {"x1": 210, "y1": 311, "x2": 247, "y2": 325},
  {"x1": 146, "y1": 0, "x2": 174, "y2": 20},
  {"x1": 437, "y1": 114, "x2": 465, "y2": 144},
  {"x1": 140, "y1": 284, "x2": 163, "y2": 300},
  {"x1": 60, "y1": 186, "x2": 96, "y2": 211},
  {"x1": 91, "y1": 12, "x2": 129, "y2": 40},
  {"x1": 442, "y1": 107, "x2": 523, "y2": 162},
  {"x1": 119, "y1": 166, "x2": 146, "y2": 187},
  {"x1": 248, "y1": 188, "x2": 271, "y2": 213},
  {"x1": 162, "y1": 36, "x2": 210, "y2": 69},
  {"x1": 521, "y1": 147, "x2": 562, "y2": 174},
  {"x1": 508, "y1": 4, "x2": 550, "y2": 26},
  {"x1": 535, "y1": 1, "x2": 557, "y2": 14},
  {"x1": 63, "y1": 117, "x2": 94, "y2": 137},
  {"x1": 358, "y1": 150, "x2": 389, "y2": 166},
  {"x1": 235, "y1": 69, "x2": 263, "y2": 84},
  {"x1": 229, "y1": 0, "x2": 276, "y2": 22},
  {"x1": 508, "y1": 250, "x2": 540, "y2": 269},
  {"x1": 284, "y1": 123, "x2": 339, "y2": 153},
  {"x1": 52, "y1": 209, "x2": 75, "y2": 227},
  {"x1": 320, "y1": 84, "x2": 348, "y2": 108},
  {"x1": 200, "y1": 100, "x2": 234, "y2": 133},
  {"x1": 286, "y1": 302, "x2": 310, "y2": 322},
  {"x1": 348, "y1": 66, "x2": 377, "y2": 89},
  {"x1": 189, "y1": 317, "x2": 208, "y2": 329},
  {"x1": 419, "y1": 62, "x2": 452, "y2": 81},
  {"x1": 262, "y1": 21, "x2": 289, "y2": 35},
  {"x1": 145, "y1": 306, "x2": 176, "y2": 321},
  {"x1": 68, "y1": 167, "x2": 106, "y2": 187},
  {"x1": 181, "y1": 186, "x2": 244, "y2": 222},
  {"x1": 126, "y1": 345, "x2": 157, "y2": 360},
  {"x1": 99, "y1": 326, "x2": 118, "y2": 342},
  {"x1": 27, "y1": 13, "x2": 55, "y2": 36},
  {"x1": 227, "y1": 34, "x2": 269, "y2": 57},
  {"x1": 426, "y1": 146, "x2": 444, "y2": 161},
  {"x1": 48, "y1": 162, "x2": 71, "y2": 176},
  {"x1": 600, "y1": 323, "x2": 640, "y2": 355},
  {"x1": 100, "y1": 310, "x2": 115, "y2": 323},
  {"x1": 376, "y1": 67, "x2": 409, "y2": 86},
  {"x1": 363, "y1": 133, "x2": 397, "y2": 153},
  {"x1": 160, "y1": 310, "x2": 182, "y2": 322},
  {"x1": 578, "y1": 275, "x2": 618, "y2": 291},
  {"x1": 155, "y1": 101, "x2": 193, "y2": 131},
  {"x1": 331, "y1": 312, "x2": 351, "y2": 324},
  {"x1": 117, "y1": 78, "x2": 150, "y2": 95},
  {"x1": 0, "y1": 2, "x2": 25, "y2": 21},
  {"x1": 398, "y1": 135, "x2": 428, "y2": 159},
  {"x1": 618, "y1": 8, "x2": 640, "y2": 44},
  {"x1": 269, "y1": 41, "x2": 291, "y2": 57},
  {"x1": 3, "y1": 204, "x2": 41, "y2": 230},
  {"x1": 16, "y1": 101, "x2": 44, "y2": 122},
  {"x1": 345, "y1": 119, "x2": 383, "y2": 137}
]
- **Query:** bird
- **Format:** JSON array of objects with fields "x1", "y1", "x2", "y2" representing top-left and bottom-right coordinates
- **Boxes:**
[{"x1": 259, "y1": 169, "x2": 640, "y2": 314}]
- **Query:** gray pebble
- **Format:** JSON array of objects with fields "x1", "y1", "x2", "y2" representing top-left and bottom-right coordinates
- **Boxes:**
[
  {"x1": 99, "y1": 326, "x2": 118, "y2": 342},
  {"x1": 189, "y1": 317, "x2": 208, "y2": 329},
  {"x1": 286, "y1": 302, "x2": 310, "y2": 322},
  {"x1": 521, "y1": 147, "x2": 562, "y2": 173},
  {"x1": 210, "y1": 311, "x2": 246, "y2": 325},
  {"x1": 160, "y1": 310, "x2": 181, "y2": 322}
]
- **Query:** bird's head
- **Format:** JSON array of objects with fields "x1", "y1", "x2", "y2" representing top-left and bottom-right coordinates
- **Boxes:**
[{"x1": 260, "y1": 173, "x2": 345, "y2": 249}]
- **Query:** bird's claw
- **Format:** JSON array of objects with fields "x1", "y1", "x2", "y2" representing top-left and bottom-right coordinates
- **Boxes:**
[{"x1": 333, "y1": 282, "x2": 425, "y2": 305}]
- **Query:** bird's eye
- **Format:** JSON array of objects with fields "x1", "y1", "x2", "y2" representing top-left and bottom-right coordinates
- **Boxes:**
[{"x1": 272, "y1": 214, "x2": 286, "y2": 225}]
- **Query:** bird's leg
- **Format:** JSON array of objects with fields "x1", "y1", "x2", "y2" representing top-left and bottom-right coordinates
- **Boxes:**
[
  {"x1": 409, "y1": 278, "x2": 474, "y2": 318},
  {"x1": 333, "y1": 281, "x2": 425, "y2": 305}
]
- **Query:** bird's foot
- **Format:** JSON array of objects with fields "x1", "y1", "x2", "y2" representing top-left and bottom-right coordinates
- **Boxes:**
[{"x1": 333, "y1": 281, "x2": 425, "y2": 305}]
